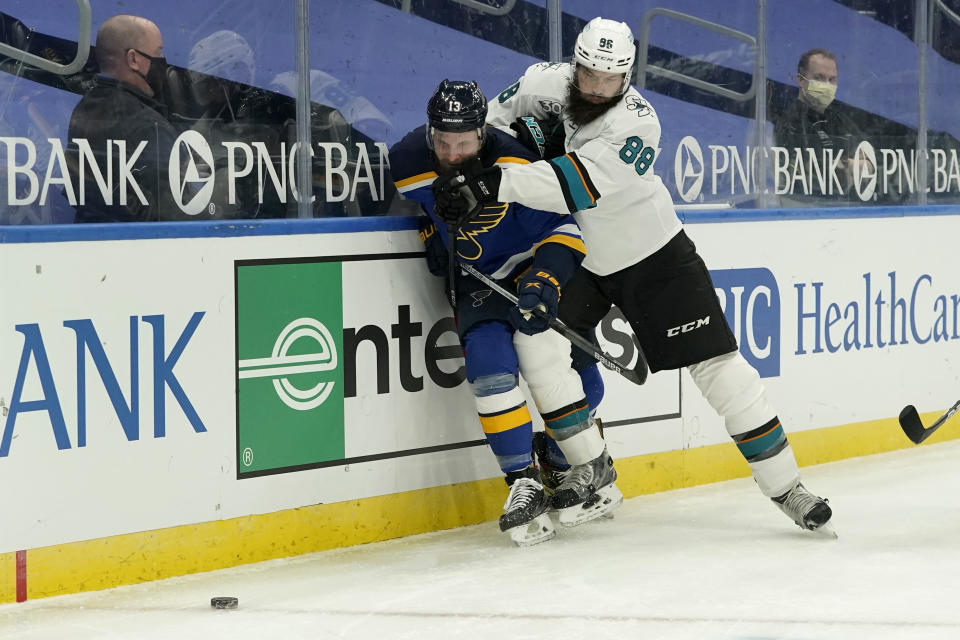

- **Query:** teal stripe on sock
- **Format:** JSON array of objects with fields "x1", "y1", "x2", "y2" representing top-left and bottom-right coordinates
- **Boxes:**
[
  {"x1": 545, "y1": 406, "x2": 591, "y2": 434},
  {"x1": 736, "y1": 424, "x2": 787, "y2": 460}
]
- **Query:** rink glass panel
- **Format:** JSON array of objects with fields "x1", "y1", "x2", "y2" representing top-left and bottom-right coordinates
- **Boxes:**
[{"x1": 1, "y1": 1, "x2": 960, "y2": 223}]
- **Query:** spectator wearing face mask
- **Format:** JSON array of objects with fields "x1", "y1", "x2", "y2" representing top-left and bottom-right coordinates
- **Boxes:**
[
  {"x1": 773, "y1": 48, "x2": 873, "y2": 203},
  {"x1": 67, "y1": 14, "x2": 186, "y2": 222}
]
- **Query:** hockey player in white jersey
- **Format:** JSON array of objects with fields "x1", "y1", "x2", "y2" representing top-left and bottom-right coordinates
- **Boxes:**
[{"x1": 433, "y1": 18, "x2": 834, "y2": 534}]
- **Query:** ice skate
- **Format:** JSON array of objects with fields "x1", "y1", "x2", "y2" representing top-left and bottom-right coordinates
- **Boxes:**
[
  {"x1": 772, "y1": 482, "x2": 836, "y2": 537},
  {"x1": 531, "y1": 431, "x2": 568, "y2": 495},
  {"x1": 550, "y1": 449, "x2": 623, "y2": 527},
  {"x1": 499, "y1": 475, "x2": 556, "y2": 547}
]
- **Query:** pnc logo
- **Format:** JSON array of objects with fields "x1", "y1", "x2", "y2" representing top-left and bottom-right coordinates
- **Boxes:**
[
  {"x1": 237, "y1": 317, "x2": 339, "y2": 411},
  {"x1": 674, "y1": 135, "x2": 704, "y2": 203},
  {"x1": 169, "y1": 130, "x2": 216, "y2": 215},
  {"x1": 852, "y1": 140, "x2": 878, "y2": 202}
]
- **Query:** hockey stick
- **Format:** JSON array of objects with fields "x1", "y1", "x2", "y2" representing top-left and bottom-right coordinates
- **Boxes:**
[
  {"x1": 459, "y1": 262, "x2": 648, "y2": 386},
  {"x1": 898, "y1": 399, "x2": 960, "y2": 444},
  {"x1": 446, "y1": 223, "x2": 458, "y2": 308}
]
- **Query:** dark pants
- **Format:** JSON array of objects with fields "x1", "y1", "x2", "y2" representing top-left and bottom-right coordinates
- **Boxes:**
[{"x1": 558, "y1": 230, "x2": 737, "y2": 373}]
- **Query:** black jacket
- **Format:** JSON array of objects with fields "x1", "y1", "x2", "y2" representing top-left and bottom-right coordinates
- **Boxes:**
[
  {"x1": 67, "y1": 76, "x2": 183, "y2": 222},
  {"x1": 773, "y1": 97, "x2": 867, "y2": 200}
]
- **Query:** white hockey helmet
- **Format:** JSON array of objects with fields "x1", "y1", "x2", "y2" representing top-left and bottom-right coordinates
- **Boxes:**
[
  {"x1": 188, "y1": 30, "x2": 256, "y2": 85},
  {"x1": 573, "y1": 17, "x2": 636, "y2": 96}
]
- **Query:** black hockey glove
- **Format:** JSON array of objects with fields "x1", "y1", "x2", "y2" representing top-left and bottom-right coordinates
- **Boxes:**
[
  {"x1": 418, "y1": 216, "x2": 447, "y2": 277},
  {"x1": 509, "y1": 268, "x2": 561, "y2": 335},
  {"x1": 433, "y1": 158, "x2": 501, "y2": 222},
  {"x1": 432, "y1": 170, "x2": 473, "y2": 225},
  {"x1": 510, "y1": 115, "x2": 565, "y2": 159},
  {"x1": 510, "y1": 116, "x2": 547, "y2": 158},
  {"x1": 460, "y1": 160, "x2": 502, "y2": 205}
]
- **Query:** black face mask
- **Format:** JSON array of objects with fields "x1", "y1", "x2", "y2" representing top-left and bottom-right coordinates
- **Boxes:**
[{"x1": 132, "y1": 49, "x2": 168, "y2": 100}]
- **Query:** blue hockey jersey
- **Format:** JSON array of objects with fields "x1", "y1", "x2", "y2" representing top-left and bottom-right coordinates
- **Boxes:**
[{"x1": 389, "y1": 125, "x2": 586, "y2": 282}]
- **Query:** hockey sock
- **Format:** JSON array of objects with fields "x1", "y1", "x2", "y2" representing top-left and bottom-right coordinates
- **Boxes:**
[
  {"x1": 688, "y1": 351, "x2": 800, "y2": 497},
  {"x1": 544, "y1": 432, "x2": 570, "y2": 469},
  {"x1": 474, "y1": 373, "x2": 534, "y2": 473},
  {"x1": 576, "y1": 363, "x2": 604, "y2": 413},
  {"x1": 731, "y1": 416, "x2": 800, "y2": 497},
  {"x1": 543, "y1": 399, "x2": 604, "y2": 465}
]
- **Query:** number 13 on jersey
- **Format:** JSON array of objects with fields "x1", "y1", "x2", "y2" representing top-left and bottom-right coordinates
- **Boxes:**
[{"x1": 619, "y1": 136, "x2": 655, "y2": 175}]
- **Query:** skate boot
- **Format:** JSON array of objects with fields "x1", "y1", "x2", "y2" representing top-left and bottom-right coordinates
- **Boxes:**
[
  {"x1": 550, "y1": 449, "x2": 623, "y2": 527},
  {"x1": 772, "y1": 482, "x2": 836, "y2": 536},
  {"x1": 499, "y1": 469, "x2": 556, "y2": 547},
  {"x1": 531, "y1": 431, "x2": 568, "y2": 495}
]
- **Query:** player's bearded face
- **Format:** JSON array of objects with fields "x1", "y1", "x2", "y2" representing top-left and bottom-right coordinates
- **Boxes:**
[
  {"x1": 568, "y1": 66, "x2": 623, "y2": 126},
  {"x1": 432, "y1": 129, "x2": 483, "y2": 172}
]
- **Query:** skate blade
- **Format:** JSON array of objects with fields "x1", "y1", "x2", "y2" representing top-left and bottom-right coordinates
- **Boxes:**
[
  {"x1": 809, "y1": 520, "x2": 838, "y2": 539},
  {"x1": 558, "y1": 483, "x2": 623, "y2": 528},
  {"x1": 507, "y1": 513, "x2": 556, "y2": 547}
]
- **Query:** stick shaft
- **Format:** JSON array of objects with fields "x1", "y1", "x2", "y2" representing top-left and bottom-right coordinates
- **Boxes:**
[{"x1": 460, "y1": 263, "x2": 647, "y2": 385}]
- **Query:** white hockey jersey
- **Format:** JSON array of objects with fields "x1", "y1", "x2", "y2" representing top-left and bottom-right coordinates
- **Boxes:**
[{"x1": 486, "y1": 62, "x2": 682, "y2": 276}]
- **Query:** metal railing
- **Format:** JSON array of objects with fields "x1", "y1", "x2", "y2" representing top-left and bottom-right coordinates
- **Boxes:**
[
  {"x1": 932, "y1": 0, "x2": 960, "y2": 28},
  {"x1": 449, "y1": 0, "x2": 516, "y2": 17},
  {"x1": 402, "y1": 0, "x2": 517, "y2": 16},
  {"x1": 637, "y1": 7, "x2": 757, "y2": 103},
  {"x1": 0, "y1": 0, "x2": 91, "y2": 76}
]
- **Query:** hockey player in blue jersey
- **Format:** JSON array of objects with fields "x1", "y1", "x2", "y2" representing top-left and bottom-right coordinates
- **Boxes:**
[{"x1": 389, "y1": 80, "x2": 621, "y2": 546}]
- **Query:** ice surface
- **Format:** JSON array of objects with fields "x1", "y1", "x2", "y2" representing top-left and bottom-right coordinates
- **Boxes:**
[{"x1": 2, "y1": 441, "x2": 959, "y2": 639}]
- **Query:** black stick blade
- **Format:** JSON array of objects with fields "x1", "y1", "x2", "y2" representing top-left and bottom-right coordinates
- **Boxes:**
[{"x1": 898, "y1": 404, "x2": 931, "y2": 444}]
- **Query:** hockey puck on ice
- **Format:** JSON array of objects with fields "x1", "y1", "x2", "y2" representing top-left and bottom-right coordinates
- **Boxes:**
[{"x1": 210, "y1": 596, "x2": 239, "y2": 609}]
